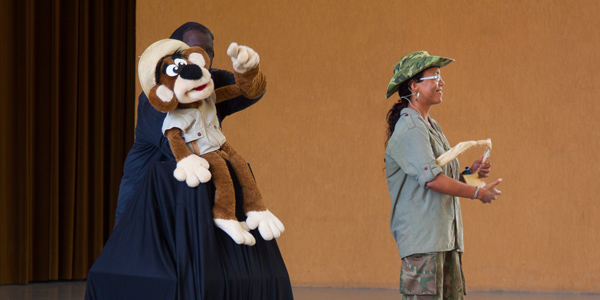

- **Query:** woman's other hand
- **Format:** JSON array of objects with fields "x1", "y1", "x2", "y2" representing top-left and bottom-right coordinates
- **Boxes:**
[
  {"x1": 471, "y1": 155, "x2": 491, "y2": 178},
  {"x1": 477, "y1": 178, "x2": 502, "y2": 203}
]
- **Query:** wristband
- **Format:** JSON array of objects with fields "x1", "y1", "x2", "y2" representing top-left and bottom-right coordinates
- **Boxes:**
[{"x1": 472, "y1": 186, "x2": 480, "y2": 199}]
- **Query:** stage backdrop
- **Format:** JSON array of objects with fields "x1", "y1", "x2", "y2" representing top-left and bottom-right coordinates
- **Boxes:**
[{"x1": 137, "y1": 0, "x2": 600, "y2": 293}]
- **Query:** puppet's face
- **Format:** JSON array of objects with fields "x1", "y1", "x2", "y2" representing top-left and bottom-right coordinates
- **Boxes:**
[{"x1": 148, "y1": 47, "x2": 214, "y2": 112}]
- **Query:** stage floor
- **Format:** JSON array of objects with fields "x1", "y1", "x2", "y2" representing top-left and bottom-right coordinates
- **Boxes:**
[{"x1": 0, "y1": 281, "x2": 598, "y2": 300}]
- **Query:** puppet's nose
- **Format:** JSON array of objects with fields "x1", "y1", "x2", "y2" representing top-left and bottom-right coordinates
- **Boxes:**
[{"x1": 179, "y1": 65, "x2": 203, "y2": 80}]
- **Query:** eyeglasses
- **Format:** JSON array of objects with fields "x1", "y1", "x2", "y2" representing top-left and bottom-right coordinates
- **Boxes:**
[{"x1": 419, "y1": 74, "x2": 442, "y2": 83}]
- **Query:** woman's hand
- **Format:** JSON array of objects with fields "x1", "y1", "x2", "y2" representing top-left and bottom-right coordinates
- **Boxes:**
[
  {"x1": 471, "y1": 155, "x2": 491, "y2": 178},
  {"x1": 477, "y1": 178, "x2": 502, "y2": 203}
]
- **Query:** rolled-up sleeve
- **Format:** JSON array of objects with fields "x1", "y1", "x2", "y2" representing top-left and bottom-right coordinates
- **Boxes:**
[
  {"x1": 162, "y1": 110, "x2": 194, "y2": 135},
  {"x1": 388, "y1": 119, "x2": 442, "y2": 186}
]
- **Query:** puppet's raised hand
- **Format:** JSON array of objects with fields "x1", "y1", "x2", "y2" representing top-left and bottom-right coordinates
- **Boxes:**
[
  {"x1": 227, "y1": 43, "x2": 260, "y2": 74},
  {"x1": 246, "y1": 210, "x2": 285, "y2": 241},
  {"x1": 173, "y1": 155, "x2": 212, "y2": 187}
]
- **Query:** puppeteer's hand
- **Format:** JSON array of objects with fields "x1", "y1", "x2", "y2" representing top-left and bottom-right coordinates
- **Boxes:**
[
  {"x1": 471, "y1": 155, "x2": 491, "y2": 178},
  {"x1": 174, "y1": 155, "x2": 212, "y2": 187},
  {"x1": 227, "y1": 43, "x2": 260, "y2": 74}
]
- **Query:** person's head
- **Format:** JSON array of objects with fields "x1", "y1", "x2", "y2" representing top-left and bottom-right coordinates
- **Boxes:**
[
  {"x1": 409, "y1": 67, "x2": 445, "y2": 105},
  {"x1": 170, "y1": 22, "x2": 215, "y2": 68},
  {"x1": 385, "y1": 51, "x2": 454, "y2": 145}
]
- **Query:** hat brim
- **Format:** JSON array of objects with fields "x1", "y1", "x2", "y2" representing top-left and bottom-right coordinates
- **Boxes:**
[
  {"x1": 385, "y1": 56, "x2": 454, "y2": 99},
  {"x1": 138, "y1": 39, "x2": 190, "y2": 96}
]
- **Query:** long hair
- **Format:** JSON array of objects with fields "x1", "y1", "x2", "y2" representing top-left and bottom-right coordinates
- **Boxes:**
[{"x1": 385, "y1": 70, "x2": 425, "y2": 146}]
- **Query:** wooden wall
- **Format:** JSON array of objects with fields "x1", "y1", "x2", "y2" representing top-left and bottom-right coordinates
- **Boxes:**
[{"x1": 137, "y1": 0, "x2": 600, "y2": 293}]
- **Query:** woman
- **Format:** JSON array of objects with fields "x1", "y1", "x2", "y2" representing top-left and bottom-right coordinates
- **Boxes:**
[{"x1": 384, "y1": 51, "x2": 502, "y2": 299}]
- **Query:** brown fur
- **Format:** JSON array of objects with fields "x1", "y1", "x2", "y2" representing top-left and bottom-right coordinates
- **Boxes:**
[
  {"x1": 148, "y1": 46, "x2": 268, "y2": 221},
  {"x1": 234, "y1": 66, "x2": 267, "y2": 99},
  {"x1": 214, "y1": 85, "x2": 242, "y2": 103},
  {"x1": 220, "y1": 143, "x2": 266, "y2": 213},
  {"x1": 149, "y1": 84, "x2": 179, "y2": 113},
  {"x1": 148, "y1": 56, "x2": 180, "y2": 113},
  {"x1": 165, "y1": 128, "x2": 192, "y2": 161},
  {"x1": 201, "y1": 150, "x2": 236, "y2": 219}
]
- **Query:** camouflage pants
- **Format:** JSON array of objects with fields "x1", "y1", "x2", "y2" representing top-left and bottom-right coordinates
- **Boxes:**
[{"x1": 399, "y1": 251, "x2": 466, "y2": 300}]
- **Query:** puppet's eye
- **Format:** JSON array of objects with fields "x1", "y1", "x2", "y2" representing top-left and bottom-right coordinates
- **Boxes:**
[
  {"x1": 165, "y1": 59, "x2": 188, "y2": 76},
  {"x1": 165, "y1": 64, "x2": 179, "y2": 77},
  {"x1": 174, "y1": 58, "x2": 187, "y2": 67}
]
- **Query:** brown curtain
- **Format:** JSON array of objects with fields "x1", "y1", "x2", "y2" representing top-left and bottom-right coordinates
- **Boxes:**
[{"x1": 0, "y1": 0, "x2": 136, "y2": 284}]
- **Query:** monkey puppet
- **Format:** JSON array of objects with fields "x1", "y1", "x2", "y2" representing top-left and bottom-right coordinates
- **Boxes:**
[{"x1": 138, "y1": 39, "x2": 284, "y2": 246}]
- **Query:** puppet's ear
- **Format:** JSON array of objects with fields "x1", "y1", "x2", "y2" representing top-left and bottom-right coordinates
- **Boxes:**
[
  {"x1": 148, "y1": 84, "x2": 178, "y2": 112},
  {"x1": 184, "y1": 47, "x2": 210, "y2": 68}
]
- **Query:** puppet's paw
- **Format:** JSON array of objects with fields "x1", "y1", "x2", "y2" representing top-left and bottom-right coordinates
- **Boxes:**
[
  {"x1": 239, "y1": 221, "x2": 251, "y2": 231},
  {"x1": 246, "y1": 210, "x2": 285, "y2": 241},
  {"x1": 227, "y1": 42, "x2": 260, "y2": 74},
  {"x1": 174, "y1": 155, "x2": 212, "y2": 187},
  {"x1": 215, "y1": 219, "x2": 256, "y2": 246}
]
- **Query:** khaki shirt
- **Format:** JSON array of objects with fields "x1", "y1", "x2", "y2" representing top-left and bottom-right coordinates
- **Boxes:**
[
  {"x1": 162, "y1": 93, "x2": 226, "y2": 155},
  {"x1": 385, "y1": 108, "x2": 464, "y2": 258}
]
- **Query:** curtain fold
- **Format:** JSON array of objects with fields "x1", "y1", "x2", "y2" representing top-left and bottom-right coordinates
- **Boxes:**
[{"x1": 0, "y1": 0, "x2": 136, "y2": 285}]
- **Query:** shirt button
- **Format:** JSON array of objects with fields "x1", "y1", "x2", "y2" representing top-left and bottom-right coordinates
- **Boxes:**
[
  {"x1": 197, "y1": 132, "x2": 202, "y2": 137},
  {"x1": 213, "y1": 125, "x2": 217, "y2": 129},
  {"x1": 424, "y1": 167, "x2": 428, "y2": 170}
]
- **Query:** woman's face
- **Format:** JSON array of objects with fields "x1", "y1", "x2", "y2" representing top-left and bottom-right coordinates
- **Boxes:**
[{"x1": 415, "y1": 67, "x2": 445, "y2": 105}]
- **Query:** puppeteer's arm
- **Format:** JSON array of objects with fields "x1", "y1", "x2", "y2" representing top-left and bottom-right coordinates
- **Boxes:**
[{"x1": 137, "y1": 92, "x2": 176, "y2": 160}]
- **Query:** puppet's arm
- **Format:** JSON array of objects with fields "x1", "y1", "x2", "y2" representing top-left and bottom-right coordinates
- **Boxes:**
[
  {"x1": 166, "y1": 128, "x2": 194, "y2": 161},
  {"x1": 166, "y1": 128, "x2": 212, "y2": 187},
  {"x1": 214, "y1": 43, "x2": 267, "y2": 103}
]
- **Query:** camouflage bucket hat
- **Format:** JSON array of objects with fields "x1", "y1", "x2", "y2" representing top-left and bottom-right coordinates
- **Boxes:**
[{"x1": 386, "y1": 51, "x2": 454, "y2": 98}]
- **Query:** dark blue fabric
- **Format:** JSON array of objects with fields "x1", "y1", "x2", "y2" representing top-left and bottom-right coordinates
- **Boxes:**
[
  {"x1": 86, "y1": 161, "x2": 293, "y2": 300},
  {"x1": 115, "y1": 69, "x2": 263, "y2": 221}
]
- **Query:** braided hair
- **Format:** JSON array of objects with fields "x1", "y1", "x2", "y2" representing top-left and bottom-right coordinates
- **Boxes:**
[{"x1": 385, "y1": 70, "x2": 425, "y2": 146}]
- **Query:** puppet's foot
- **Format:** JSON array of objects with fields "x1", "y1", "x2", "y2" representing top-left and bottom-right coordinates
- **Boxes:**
[
  {"x1": 246, "y1": 210, "x2": 285, "y2": 241},
  {"x1": 174, "y1": 155, "x2": 212, "y2": 187},
  {"x1": 214, "y1": 219, "x2": 256, "y2": 246}
]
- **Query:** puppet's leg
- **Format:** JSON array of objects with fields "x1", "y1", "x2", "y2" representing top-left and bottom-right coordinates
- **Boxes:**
[
  {"x1": 202, "y1": 151, "x2": 255, "y2": 246},
  {"x1": 219, "y1": 142, "x2": 264, "y2": 212},
  {"x1": 220, "y1": 142, "x2": 284, "y2": 241}
]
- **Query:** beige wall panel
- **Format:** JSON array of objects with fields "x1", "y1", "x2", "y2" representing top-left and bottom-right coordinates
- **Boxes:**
[{"x1": 137, "y1": 0, "x2": 600, "y2": 293}]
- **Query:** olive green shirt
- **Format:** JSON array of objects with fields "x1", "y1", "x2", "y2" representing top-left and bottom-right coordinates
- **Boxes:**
[{"x1": 385, "y1": 108, "x2": 464, "y2": 259}]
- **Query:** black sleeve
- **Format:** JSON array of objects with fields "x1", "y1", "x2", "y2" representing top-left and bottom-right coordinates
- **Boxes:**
[{"x1": 135, "y1": 92, "x2": 176, "y2": 160}]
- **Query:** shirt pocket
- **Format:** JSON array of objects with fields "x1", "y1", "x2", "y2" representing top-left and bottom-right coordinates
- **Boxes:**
[
  {"x1": 400, "y1": 253, "x2": 438, "y2": 295},
  {"x1": 207, "y1": 121, "x2": 226, "y2": 146},
  {"x1": 182, "y1": 124, "x2": 206, "y2": 144}
]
